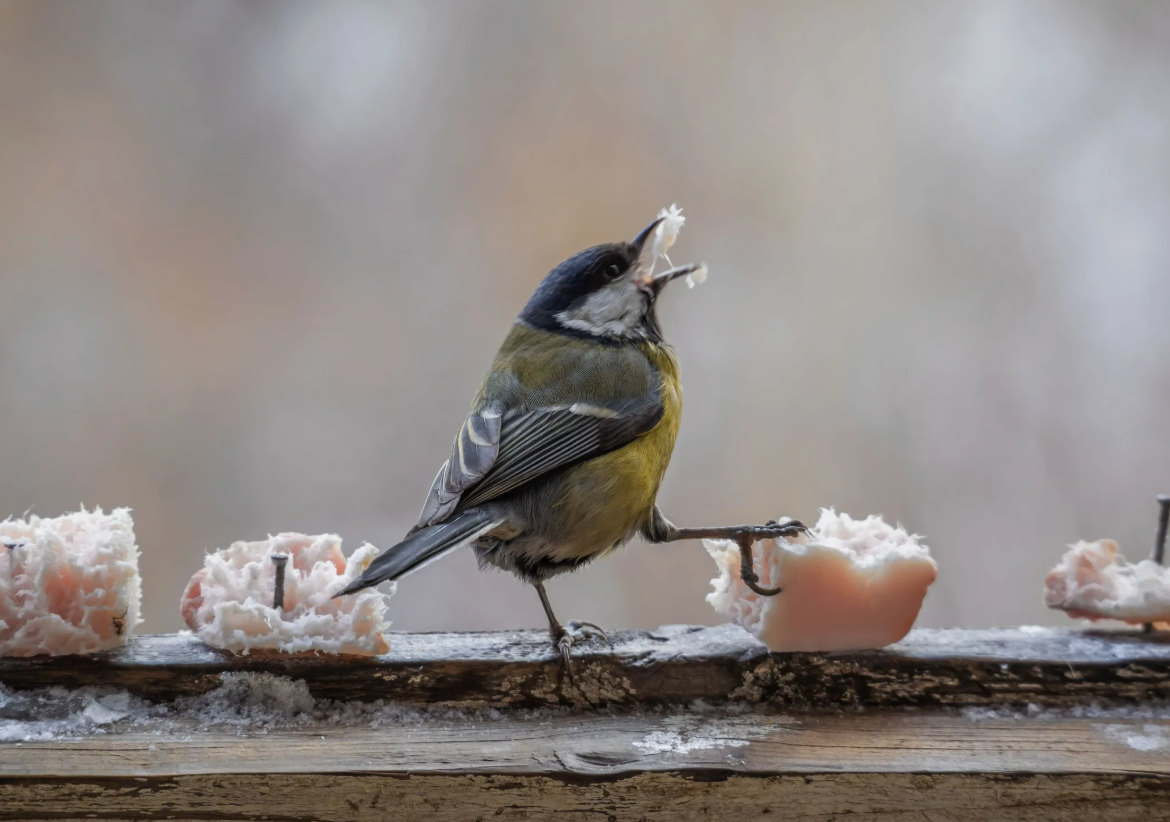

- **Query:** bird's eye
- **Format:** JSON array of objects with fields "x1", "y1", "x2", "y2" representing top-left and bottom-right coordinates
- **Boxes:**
[{"x1": 604, "y1": 263, "x2": 623, "y2": 280}]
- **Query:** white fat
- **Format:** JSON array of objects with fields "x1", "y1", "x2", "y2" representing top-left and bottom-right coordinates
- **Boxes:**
[
  {"x1": 686, "y1": 263, "x2": 708, "y2": 289},
  {"x1": 1044, "y1": 539, "x2": 1170, "y2": 624},
  {"x1": 651, "y1": 203, "x2": 685, "y2": 263},
  {"x1": 705, "y1": 509, "x2": 937, "y2": 652},
  {"x1": 180, "y1": 533, "x2": 392, "y2": 656},
  {"x1": 647, "y1": 203, "x2": 707, "y2": 289},
  {"x1": 0, "y1": 507, "x2": 141, "y2": 657}
]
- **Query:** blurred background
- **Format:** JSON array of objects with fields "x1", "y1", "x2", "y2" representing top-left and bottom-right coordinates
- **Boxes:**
[{"x1": 2, "y1": 1, "x2": 1169, "y2": 634}]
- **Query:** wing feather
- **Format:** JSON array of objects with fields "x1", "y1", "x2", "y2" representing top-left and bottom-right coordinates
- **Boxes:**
[{"x1": 416, "y1": 392, "x2": 663, "y2": 527}]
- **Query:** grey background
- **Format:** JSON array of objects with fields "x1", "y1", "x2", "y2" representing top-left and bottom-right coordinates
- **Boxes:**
[{"x1": 1, "y1": 1, "x2": 1168, "y2": 634}]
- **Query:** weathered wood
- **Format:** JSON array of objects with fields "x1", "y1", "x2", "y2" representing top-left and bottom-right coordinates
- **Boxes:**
[
  {"x1": 2, "y1": 772, "x2": 1167, "y2": 822},
  {"x1": 1, "y1": 626, "x2": 1169, "y2": 708},
  {"x1": 4, "y1": 710, "x2": 1169, "y2": 777},
  {"x1": 4, "y1": 628, "x2": 1170, "y2": 819},
  {"x1": 2, "y1": 711, "x2": 1169, "y2": 820}
]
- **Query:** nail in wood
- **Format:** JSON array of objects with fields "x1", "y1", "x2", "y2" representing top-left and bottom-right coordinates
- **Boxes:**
[
  {"x1": 271, "y1": 554, "x2": 289, "y2": 611},
  {"x1": 1153, "y1": 495, "x2": 1170, "y2": 566},
  {"x1": 1142, "y1": 495, "x2": 1170, "y2": 634}
]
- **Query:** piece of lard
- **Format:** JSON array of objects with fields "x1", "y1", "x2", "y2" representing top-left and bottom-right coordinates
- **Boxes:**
[
  {"x1": 651, "y1": 203, "x2": 685, "y2": 263},
  {"x1": 706, "y1": 509, "x2": 937, "y2": 652},
  {"x1": 649, "y1": 203, "x2": 706, "y2": 288},
  {"x1": 0, "y1": 507, "x2": 142, "y2": 656},
  {"x1": 181, "y1": 533, "x2": 392, "y2": 656},
  {"x1": 1044, "y1": 539, "x2": 1170, "y2": 626}
]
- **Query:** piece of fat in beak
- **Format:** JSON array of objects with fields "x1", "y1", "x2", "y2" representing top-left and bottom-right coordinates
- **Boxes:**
[
  {"x1": 651, "y1": 203, "x2": 685, "y2": 262},
  {"x1": 686, "y1": 263, "x2": 708, "y2": 289}
]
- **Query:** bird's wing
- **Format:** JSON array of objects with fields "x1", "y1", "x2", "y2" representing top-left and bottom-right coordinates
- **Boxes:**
[{"x1": 416, "y1": 393, "x2": 664, "y2": 528}]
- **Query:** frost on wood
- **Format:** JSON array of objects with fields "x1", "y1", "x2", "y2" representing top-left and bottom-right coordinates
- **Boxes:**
[
  {"x1": 1045, "y1": 539, "x2": 1170, "y2": 626},
  {"x1": 0, "y1": 673, "x2": 565, "y2": 742},
  {"x1": 0, "y1": 507, "x2": 141, "y2": 657},
  {"x1": 706, "y1": 509, "x2": 937, "y2": 652},
  {"x1": 181, "y1": 533, "x2": 392, "y2": 656}
]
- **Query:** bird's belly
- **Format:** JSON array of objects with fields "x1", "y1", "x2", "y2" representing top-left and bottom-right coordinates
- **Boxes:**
[
  {"x1": 476, "y1": 342, "x2": 682, "y2": 582},
  {"x1": 541, "y1": 406, "x2": 680, "y2": 564}
]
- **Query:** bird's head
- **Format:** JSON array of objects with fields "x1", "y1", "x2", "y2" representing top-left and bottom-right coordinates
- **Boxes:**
[{"x1": 518, "y1": 216, "x2": 704, "y2": 344}]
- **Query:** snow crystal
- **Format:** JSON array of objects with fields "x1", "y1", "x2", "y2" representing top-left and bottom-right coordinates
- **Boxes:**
[
  {"x1": 181, "y1": 533, "x2": 392, "y2": 655},
  {"x1": 631, "y1": 714, "x2": 771, "y2": 755},
  {"x1": 706, "y1": 509, "x2": 937, "y2": 652},
  {"x1": 0, "y1": 684, "x2": 149, "y2": 741},
  {"x1": 0, "y1": 507, "x2": 142, "y2": 656},
  {"x1": 961, "y1": 702, "x2": 1170, "y2": 722},
  {"x1": 1101, "y1": 723, "x2": 1170, "y2": 752}
]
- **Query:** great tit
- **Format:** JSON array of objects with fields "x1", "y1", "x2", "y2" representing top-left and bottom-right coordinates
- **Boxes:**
[{"x1": 338, "y1": 215, "x2": 805, "y2": 679}]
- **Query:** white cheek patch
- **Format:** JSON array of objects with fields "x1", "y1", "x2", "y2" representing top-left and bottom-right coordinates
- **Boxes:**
[{"x1": 555, "y1": 281, "x2": 647, "y2": 339}]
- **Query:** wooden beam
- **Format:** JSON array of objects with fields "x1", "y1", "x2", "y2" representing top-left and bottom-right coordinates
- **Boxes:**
[
  {"x1": 3, "y1": 628, "x2": 1170, "y2": 819},
  {"x1": 1, "y1": 711, "x2": 1168, "y2": 820},
  {"x1": 4, "y1": 772, "x2": 1166, "y2": 822},
  {"x1": 1, "y1": 626, "x2": 1169, "y2": 708}
]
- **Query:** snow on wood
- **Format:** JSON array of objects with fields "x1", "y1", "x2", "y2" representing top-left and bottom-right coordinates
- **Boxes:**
[{"x1": 2, "y1": 626, "x2": 1170, "y2": 709}]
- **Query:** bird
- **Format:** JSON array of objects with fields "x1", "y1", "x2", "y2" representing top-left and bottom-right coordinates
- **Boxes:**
[{"x1": 337, "y1": 214, "x2": 805, "y2": 681}]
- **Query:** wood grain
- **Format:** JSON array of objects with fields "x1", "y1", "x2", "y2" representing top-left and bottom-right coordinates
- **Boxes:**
[
  {"x1": 2, "y1": 626, "x2": 1169, "y2": 708},
  {"x1": 4, "y1": 710, "x2": 1169, "y2": 777},
  {"x1": 2, "y1": 772, "x2": 1168, "y2": 822},
  {"x1": 4, "y1": 628, "x2": 1170, "y2": 819},
  {"x1": 2, "y1": 711, "x2": 1169, "y2": 820}
]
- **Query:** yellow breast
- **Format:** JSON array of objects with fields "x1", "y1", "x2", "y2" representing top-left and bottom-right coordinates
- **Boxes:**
[{"x1": 549, "y1": 342, "x2": 682, "y2": 560}]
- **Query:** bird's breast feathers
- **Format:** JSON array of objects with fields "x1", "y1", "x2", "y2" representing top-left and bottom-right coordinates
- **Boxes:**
[{"x1": 418, "y1": 322, "x2": 682, "y2": 560}]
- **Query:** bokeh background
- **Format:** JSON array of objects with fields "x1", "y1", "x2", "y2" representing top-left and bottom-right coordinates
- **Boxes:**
[{"x1": 2, "y1": 1, "x2": 1169, "y2": 634}]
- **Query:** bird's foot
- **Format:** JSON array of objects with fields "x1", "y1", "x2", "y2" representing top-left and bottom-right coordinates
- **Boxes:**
[
  {"x1": 697, "y1": 520, "x2": 807, "y2": 599},
  {"x1": 650, "y1": 515, "x2": 807, "y2": 600},
  {"x1": 723, "y1": 518, "x2": 808, "y2": 543},
  {"x1": 552, "y1": 620, "x2": 608, "y2": 686},
  {"x1": 663, "y1": 517, "x2": 807, "y2": 545},
  {"x1": 733, "y1": 520, "x2": 805, "y2": 598}
]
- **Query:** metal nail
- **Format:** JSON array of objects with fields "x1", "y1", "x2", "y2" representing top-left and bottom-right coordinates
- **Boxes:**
[
  {"x1": 1142, "y1": 495, "x2": 1170, "y2": 634},
  {"x1": 271, "y1": 554, "x2": 289, "y2": 611}
]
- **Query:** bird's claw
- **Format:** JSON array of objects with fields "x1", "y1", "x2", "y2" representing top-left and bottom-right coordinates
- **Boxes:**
[
  {"x1": 564, "y1": 620, "x2": 608, "y2": 642},
  {"x1": 733, "y1": 519, "x2": 807, "y2": 544},
  {"x1": 557, "y1": 634, "x2": 575, "y2": 685},
  {"x1": 733, "y1": 520, "x2": 804, "y2": 598},
  {"x1": 553, "y1": 620, "x2": 608, "y2": 687}
]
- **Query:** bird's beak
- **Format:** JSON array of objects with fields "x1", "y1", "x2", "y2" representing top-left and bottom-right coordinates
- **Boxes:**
[
  {"x1": 630, "y1": 216, "x2": 665, "y2": 254},
  {"x1": 629, "y1": 215, "x2": 705, "y2": 296},
  {"x1": 644, "y1": 262, "x2": 706, "y2": 294}
]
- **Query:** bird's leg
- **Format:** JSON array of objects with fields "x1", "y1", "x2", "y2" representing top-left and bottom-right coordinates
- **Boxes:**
[
  {"x1": 642, "y1": 508, "x2": 806, "y2": 597},
  {"x1": 534, "y1": 581, "x2": 606, "y2": 686}
]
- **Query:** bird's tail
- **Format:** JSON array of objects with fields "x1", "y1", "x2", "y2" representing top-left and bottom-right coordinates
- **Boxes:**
[{"x1": 334, "y1": 509, "x2": 499, "y2": 597}]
